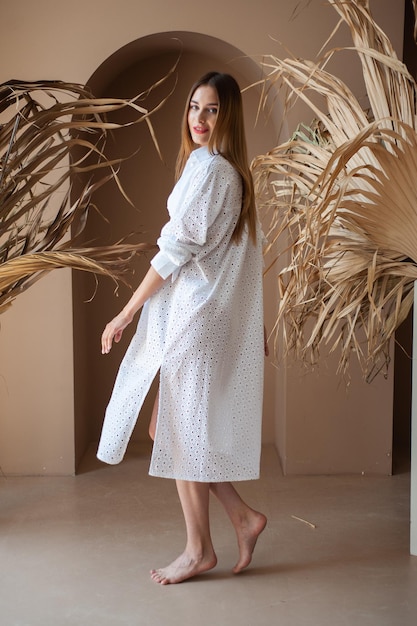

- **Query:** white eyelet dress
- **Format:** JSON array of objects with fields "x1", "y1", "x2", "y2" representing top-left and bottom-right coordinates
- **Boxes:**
[{"x1": 97, "y1": 146, "x2": 264, "y2": 482}]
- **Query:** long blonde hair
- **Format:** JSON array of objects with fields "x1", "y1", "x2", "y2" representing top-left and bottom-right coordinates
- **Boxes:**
[{"x1": 175, "y1": 72, "x2": 257, "y2": 243}]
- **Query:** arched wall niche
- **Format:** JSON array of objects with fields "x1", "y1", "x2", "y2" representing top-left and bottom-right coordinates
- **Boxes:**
[{"x1": 72, "y1": 31, "x2": 282, "y2": 469}]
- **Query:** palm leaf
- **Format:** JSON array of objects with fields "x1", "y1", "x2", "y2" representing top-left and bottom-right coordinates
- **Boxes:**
[
  {"x1": 0, "y1": 70, "x2": 175, "y2": 314},
  {"x1": 0, "y1": 243, "x2": 157, "y2": 313},
  {"x1": 252, "y1": 0, "x2": 417, "y2": 378}
]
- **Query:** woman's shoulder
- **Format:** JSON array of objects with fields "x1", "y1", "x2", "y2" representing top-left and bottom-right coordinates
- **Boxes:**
[
  {"x1": 191, "y1": 147, "x2": 235, "y2": 173},
  {"x1": 186, "y1": 149, "x2": 239, "y2": 190},
  {"x1": 207, "y1": 152, "x2": 239, "y2": 180}
]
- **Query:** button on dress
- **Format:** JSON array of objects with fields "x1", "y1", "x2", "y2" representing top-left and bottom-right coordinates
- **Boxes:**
[{"x1": 97, "y1": 146, "x2": 264, "y2": 482}]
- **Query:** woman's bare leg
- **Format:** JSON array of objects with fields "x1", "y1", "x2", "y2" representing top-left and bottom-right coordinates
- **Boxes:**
[
  {"x1": 150, "y1": 480, "x2": 217, "y2": 584},
  {"x1": 148, "y1": 388, "x2": 159, "y2": 441},
  {"x1": 148, "y1": 390, "x2": 263, "y2": 579},
  {"x1": 210, "y1": 482, "x2": 266, "y2": 573}
]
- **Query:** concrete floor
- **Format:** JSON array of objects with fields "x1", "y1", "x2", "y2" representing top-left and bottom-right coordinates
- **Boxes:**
[{"x1": 1, "y1": 444, "x2": 416, "y2": 626}]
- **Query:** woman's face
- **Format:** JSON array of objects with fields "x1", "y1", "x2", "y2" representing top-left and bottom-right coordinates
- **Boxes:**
[{"x1": 187, "y1": 84, "x2": 219, "y2": 147}]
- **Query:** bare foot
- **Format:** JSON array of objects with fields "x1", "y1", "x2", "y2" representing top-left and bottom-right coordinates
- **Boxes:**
[
  {"x1": 233, "y1": 510, "x2": 267, "y2": 574},
  {"x1": 150, "y1": 551, "x2": 217, "y2": 585}
]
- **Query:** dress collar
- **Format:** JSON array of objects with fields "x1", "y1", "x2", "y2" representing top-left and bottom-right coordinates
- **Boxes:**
[{"x1": 191, "y1": 145, "x2": 218, "y2": 163}]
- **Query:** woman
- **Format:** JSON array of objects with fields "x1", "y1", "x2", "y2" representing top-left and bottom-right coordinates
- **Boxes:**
[{"x1": 98, "y1": 72, "x2": 267, "y2": 584}]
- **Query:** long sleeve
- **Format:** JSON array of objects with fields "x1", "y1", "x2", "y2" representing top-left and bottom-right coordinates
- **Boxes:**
[{"x1": 151, "y1": 149, "x2": 241, "y2": 279}]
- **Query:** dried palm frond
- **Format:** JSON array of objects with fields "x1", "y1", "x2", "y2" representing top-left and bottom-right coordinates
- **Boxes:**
[
  {"x1": 0, "y1": 72, "x2": 175, "y2": 314},
  {"x1": 252, "y1": 0, "x2": 417, "y2": 378}
]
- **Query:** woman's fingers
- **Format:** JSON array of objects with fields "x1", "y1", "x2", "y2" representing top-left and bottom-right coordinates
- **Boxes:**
[
  {"x1": 114, "y1": 329, "x2": 123, "y2": 344},
  {"x1": 101, "y1": 322, "x2": 116, "y2": 354},
  {"x1": 101, "y1": 325, "x2": 113, "y2": 354},
  {"x1": 101, "y1": 313, "x2": 129, "y2": 354}
]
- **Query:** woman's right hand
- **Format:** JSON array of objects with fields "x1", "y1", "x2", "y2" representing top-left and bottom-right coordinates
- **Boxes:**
[
  {"x1": 101, "y1": 310, "x2": 132, "y2": 355},
  {"x1": 101, "y1": 266, "x2": 166, "y2": 355}
]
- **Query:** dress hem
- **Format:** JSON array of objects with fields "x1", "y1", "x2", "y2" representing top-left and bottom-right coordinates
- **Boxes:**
[{"x1": 148, "y1": 471, "x2": 260, "y2": 483}]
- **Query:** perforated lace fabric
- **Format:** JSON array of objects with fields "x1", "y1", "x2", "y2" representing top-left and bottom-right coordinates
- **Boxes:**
[{"x1": 97, "y1": 146, "x2": 264, "y2": 482}]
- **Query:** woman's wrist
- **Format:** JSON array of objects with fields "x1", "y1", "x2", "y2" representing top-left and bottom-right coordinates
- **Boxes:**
[{"x1": 121, "y1": 305, "x2": 135, "y2": 324}]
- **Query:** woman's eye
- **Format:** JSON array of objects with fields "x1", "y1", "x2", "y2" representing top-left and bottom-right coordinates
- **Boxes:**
[{"x1": 189, "y1": 104, "x2": 217, "y2": 114}]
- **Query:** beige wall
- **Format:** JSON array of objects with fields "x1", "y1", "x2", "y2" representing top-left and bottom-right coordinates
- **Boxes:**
[{"x1": 0, "y1": 0, "x2": 405, "y2": 475}]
